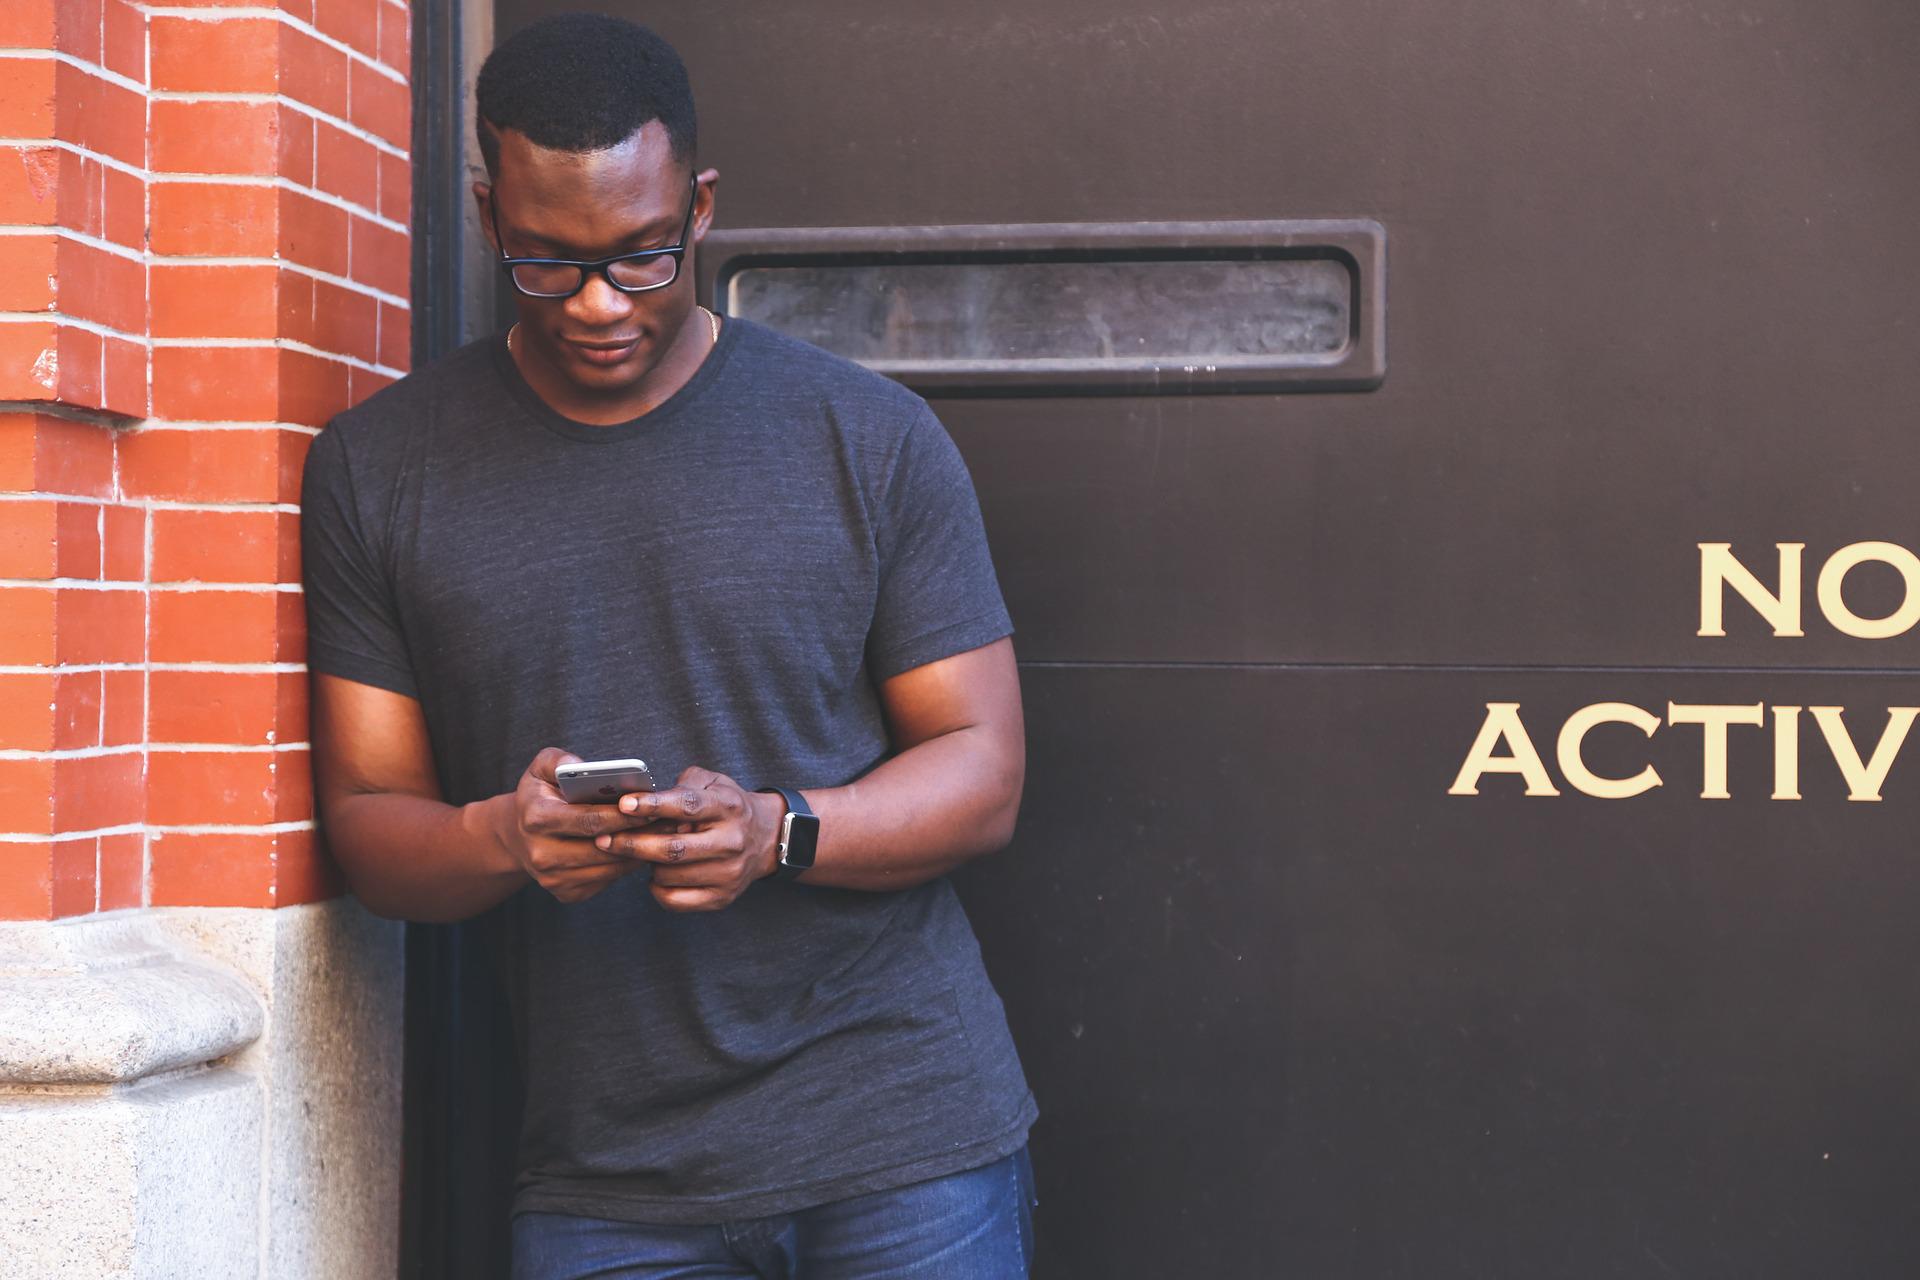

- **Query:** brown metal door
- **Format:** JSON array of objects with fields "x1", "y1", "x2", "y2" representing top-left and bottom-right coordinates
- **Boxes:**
[{"x1": 463, "y1": 2, "x2": 1920, "y2": 1274}]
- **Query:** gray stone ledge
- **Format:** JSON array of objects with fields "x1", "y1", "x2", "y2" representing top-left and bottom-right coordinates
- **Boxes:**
[{"x1": 0, "y1": 916, "x2": 264, "y2": 1086}]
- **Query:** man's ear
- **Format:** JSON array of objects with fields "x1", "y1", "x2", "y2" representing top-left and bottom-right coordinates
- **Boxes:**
[
  {"x1": 693, "y1": 168, "x2": 720, "y2": 243},
  {"x1": 473, "y1": 181, "x2": 498, "y2": 252}
]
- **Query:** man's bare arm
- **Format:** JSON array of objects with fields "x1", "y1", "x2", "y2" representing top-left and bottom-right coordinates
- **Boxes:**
[
  {"x1": 599, "y1": 636, "x2": 1026, "y2": 910},
  {"x1": 310, "y1": 673, "x2": 653, "y2": 922}
]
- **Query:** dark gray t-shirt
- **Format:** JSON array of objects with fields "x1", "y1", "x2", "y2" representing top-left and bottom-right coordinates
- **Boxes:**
[{"x1": 300, "y1": 318, "x2": 1036, "y2": 1225}]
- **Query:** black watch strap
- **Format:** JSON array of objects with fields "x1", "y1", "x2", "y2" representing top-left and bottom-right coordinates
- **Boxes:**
[{"x1": 757, "y1": 786, "x2": 819, "y2": 881}]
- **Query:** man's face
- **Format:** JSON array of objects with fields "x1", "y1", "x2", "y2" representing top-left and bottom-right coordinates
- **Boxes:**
[{"x1": 478, "y1": 120, "x2": 713, "y2": 397}]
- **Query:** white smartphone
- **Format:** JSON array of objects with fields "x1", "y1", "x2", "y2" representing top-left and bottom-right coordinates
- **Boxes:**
[{"x1": 554, "y1": 758, "x2": 658, "y2": 805}]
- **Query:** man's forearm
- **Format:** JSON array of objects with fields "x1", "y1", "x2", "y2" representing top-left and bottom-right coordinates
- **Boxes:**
[
  {"x1": 322, "y1": 790, "x2": 528, "y2": 923},
  {"x1": 787, "y1": 723, "x2": 1023, "y2": 892}
]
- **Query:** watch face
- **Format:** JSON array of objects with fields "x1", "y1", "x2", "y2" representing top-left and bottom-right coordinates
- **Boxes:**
[{"x1": 780, "y1": 810, "x2": 821, "y2": 869}]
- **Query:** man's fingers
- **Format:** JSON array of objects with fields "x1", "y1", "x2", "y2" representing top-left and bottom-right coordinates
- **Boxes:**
[
  {"x1": 627, "y1": 785, "x2": 721, "y2": 824},
  {"x1": 528, "y1": 746, "x2": 582, "y2": 783},
  {"x1": 600, "y1": 826, "x2": 730, "y2": 864}
]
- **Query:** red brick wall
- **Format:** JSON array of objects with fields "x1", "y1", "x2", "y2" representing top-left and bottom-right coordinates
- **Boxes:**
[{"x1": 0, "y1": 0, "x2": 410, "y2": 919}]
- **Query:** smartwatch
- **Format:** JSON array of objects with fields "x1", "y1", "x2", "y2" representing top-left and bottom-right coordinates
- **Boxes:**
[{"x1": 757, "y1": 786, "x2": 819, "y2": 882}]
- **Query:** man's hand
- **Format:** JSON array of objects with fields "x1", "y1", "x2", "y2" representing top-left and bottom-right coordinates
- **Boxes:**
[
  {"x1": 491, "y1": 747, "x2": 664, "y2": 904},
  {"x1": 595, "y1": 766, "x2": 785, "y2": 913}
]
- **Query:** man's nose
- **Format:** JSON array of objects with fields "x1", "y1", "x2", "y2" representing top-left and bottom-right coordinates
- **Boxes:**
[{"x1": 566, "y1": 272, "x2": 636, "y2": 328}]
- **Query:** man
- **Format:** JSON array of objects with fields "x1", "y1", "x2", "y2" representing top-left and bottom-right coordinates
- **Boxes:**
[{"x1": 300, "y1": 14, "x2": 1038, "y2": 1278}]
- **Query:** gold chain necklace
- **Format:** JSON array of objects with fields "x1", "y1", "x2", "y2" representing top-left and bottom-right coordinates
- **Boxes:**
[{"x1": 506, "y1": 307, "x2": 718, "y2": 357}]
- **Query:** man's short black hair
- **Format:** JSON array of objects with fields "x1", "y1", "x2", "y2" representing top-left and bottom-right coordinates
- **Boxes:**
[{"x1": 475, "y1": 13, "x2": 696, "y2": 176}]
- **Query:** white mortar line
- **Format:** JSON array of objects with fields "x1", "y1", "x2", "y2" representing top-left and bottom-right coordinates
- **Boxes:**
[
  {"x1": 148, "y1": 820, "x2": 316, "y2": 834},
  {"x1": 0, "y1": 225, "x2": 145, "y2": 263},
  {"x1": 0, "y1": 136, "x2": 149, "y2": 181},
  {"x1": 146, "y1": 337, "x2": 404, "y2": 379},
  {"x1": 146, "y1": 92, "x2": 410, "y2": 161},
  {"x1": 0, "y1": 826, "x2": 144, "y2": 842},
  {"x1": 0, "y1": 745, "x2": 145, "y2": 761},
  {"x1": 148, "y1": 743, "x2": 310, "y2": 753},
  {"x1": 0, "y1": 312, "x2": 152, "y2": 346},
  {"x1": 0, "y1": 48, "x2": 150, "y2": 97},
  {"x1": 148, "y1": 172, "x2": 408, "y2": 234},
  {"x1": 149, "y1": 255, "x2": 409, "y2": 308},
  {"x1": 137, "y1": 5, "x2": 408, "y2": 87}
]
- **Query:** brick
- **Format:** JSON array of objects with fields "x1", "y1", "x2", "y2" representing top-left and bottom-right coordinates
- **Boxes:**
[
  {"x1": 120, "y1": 427, "x2": 280, "y2": 503},
  {"x1": 55, "y1": 237, "x2": 145, "y2": 335},
  {"x1": 347, "y1": 366, "x2": 393, "y2": 406},
  {"x1": 274, "y1": 826, "x2": 345, "y2": 905},
  {"x1": 102, "y1": 0, "x2": 145, "y2": 84},
  {"x1": 278, "y1": 348, "x2": 351, "y2": 426},
  {"x1": 0, "y1": 323, "x2": 61, "y2": 402},
  {"x1": 0, "y1": 58, "x2": 57, "y2": 139},
  {"x1": 150, "y1": 829, "x2": 275, "y2": 906},
  {"x1": 279, "y1": 28, "x2": 349, "y2": 121},
  {"x1": 32, "y1": 415, "x2": 116, "y2": 497},
  {"x1": 0, "y1": 757, "x2": 55, "y2": 833},
  {"x1": 376, "y1": 150, "x2": 408, "y2": 225},
  {"x1": 150, "y1": 181, "x2": 278, "y2": 256},
  {"x1": 0, "y1": 498, "x2": 58, "y2": 578},
  {"x1": 0, "y1": 845, "x2": 55, "y2": 920},
  {"x1": 275, "y1": 589, "x2": 305, "y2": 662},
  {"x1": 0, "y1": 0, "x2": 55, "y2": 46},
  {"x1": 152, "y1": 99, "x2": 281, "y2": 176},
  {"x1": 101, "y1": 336, "x2": 145, "y2": 418},
  {"x1": 101, "y1": 666, "x2": 142, "y2": 746},
  {"x1": 150, "y1": 669, "x2": 277, "y2": 742},
  {"x1": 0, "y1": 147, "x2": 62, "y2": 226},
  {"x1": 151, "y1": 15, "x2": 278, "y2": 94},
  {"x1": 349, "y1": 59, "x2": 409, "y2": 149},
  {"x1": 276, "y1": 668, "x2": 307, "y2": 742},
  {"x1": 56, "y1": 587, "x2": 144, "y2": 664},
  {"x1": 273, "y1": 747, "x2": 310, "y2": 821},
  {"x1": 66, "y1": 152, "x2": 104, "y2": 241},
  {"x1": 56, "y1": 323, "x2": 103, "y2": 409},
  {"x1": 276, "y1": 509, "x2": 300, "y2": 582},
  {"x1": 150, "y1": 587, "x2": 277, "y2": 663},
  {"x1": 315, "y1": 121, "x2": 378, "y2": 213},
  {"x1": 275, "y1": 268, "x2": 314, "y2": 345},
  {"x1": 0, "y1": 586, "x2": 57, "y2": 664},
  {"x1": 152, "y1": 344, "x2": 278, "y2": 421},
  {"x1": 51, "y1": 836, "x2": 96, "y2": 916},
  {"x1": 151, "y1": 263, "x2": 279, "y2": 340},
  {"x1": 350, "y1": 214, "x2": 408, "y2": 298},
  {"x1": 279, "y1": 188, "x2": 350, "y2": 276},
  {"x1": 53, "y1": 749, "x2": 142, "y2": 832},
  {"x1": 147, "y1": 750, "x2": 275, "y2": 826},
  {"x1": 97, "y1": 830, "x2": 142, "y2": 909},
  {"x1": 313, "y1": 0, "x2": 377, "y2": 60},
  {"x1": 56, "y1": 62, "x2": 144, "y2": 169},
  {"x1": 54, "y1": 0, "x2": 104, "y2": 63},
  {"x1": 277, "y1": 106, "x2": 315, "y2": 188},
  {"x1": 101, "y1": 503, "x2": 143, "y2": 581},
  {"x1": 53, "y1": 499, "x2": 100, "y2": 578},
  {"x1": 276, "y1": 427, "x2": 311, "y2": 504},
  {"x1": 0, "y1": 415, "x2": 35, "y2": 492},
  {"x1": 0, "y1": 673, "x2": 57, "y2": 751},
  {"x1": 377, "y1": 303, "x2": 409, "y2": 371},
  {"x1": 53, "y1": 668, "x2": 103, "y2": 749},
  {"x1": 102, "y1": 164, "x2": 143, "y2": 251},
  {"x1": 151, "y1": 507, "x2": 278, "y2": 583},
  {"x1": 310, "y1": 278, "x2": 378, "y2": 364},
  {"x1": 0, "y1": 236, "x2": 57, "y2": 312},
  {"x1": 377, "y1": 3, "x2": 407, "y2": 72}
]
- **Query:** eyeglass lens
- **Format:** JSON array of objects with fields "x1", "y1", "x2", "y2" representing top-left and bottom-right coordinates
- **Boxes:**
[{"x1": 509, "y1": 254, "x2": 679, "y2": 297}]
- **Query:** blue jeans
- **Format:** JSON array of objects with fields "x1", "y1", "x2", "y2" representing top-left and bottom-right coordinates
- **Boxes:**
[{"x1": 511, "y1": 1147, "x2": 1037, "y2": 1280}]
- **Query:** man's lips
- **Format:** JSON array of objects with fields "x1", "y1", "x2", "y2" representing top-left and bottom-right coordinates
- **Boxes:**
[{"x1": 564, "y1": 336, "x2": 641, "y2": 365}]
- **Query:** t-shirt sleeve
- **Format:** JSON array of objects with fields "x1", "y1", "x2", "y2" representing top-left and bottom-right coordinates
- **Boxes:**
[
  {"x1": 298, "y1": 423, "x2": 420, "y2": 698},
  {"x1": 865, "y1": 402, "x2": 1014, "y2": 682}
]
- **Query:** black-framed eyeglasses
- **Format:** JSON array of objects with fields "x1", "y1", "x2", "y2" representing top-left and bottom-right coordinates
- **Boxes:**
[{"x1": 492, "y1": 176, "x2": 698, "y2": 299}]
